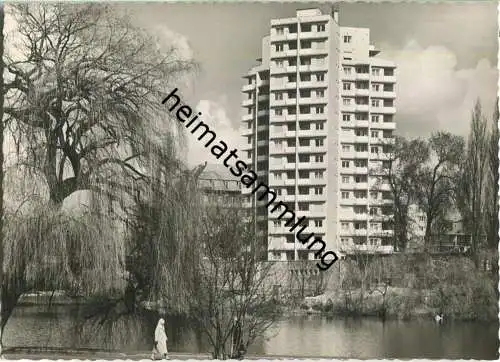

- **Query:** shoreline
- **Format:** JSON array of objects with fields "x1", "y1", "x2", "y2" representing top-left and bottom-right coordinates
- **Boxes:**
[{"x1": 3, "y1": 347, "x2": 331, "y2": 360}]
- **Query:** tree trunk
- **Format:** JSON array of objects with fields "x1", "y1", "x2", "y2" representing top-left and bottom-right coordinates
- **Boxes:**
[{"x1": 0, "y1": 4, "x2": 5, "y2": 356}]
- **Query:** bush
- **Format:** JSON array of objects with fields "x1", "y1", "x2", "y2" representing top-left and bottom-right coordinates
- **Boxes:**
[{"x1": 323, "y1": 299, "x2": 334, "y2": 313}]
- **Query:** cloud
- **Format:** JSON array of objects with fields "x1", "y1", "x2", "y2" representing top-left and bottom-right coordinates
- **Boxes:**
[
  {"x1": 186, "y1": 98, "x2": 243, "y2": 166},
  {"x1": 380, "y1": 41, "x2": 498, "y2": 137},
  {"x1": 152, "y1": 24, "x2": 194, "y2": 61}
]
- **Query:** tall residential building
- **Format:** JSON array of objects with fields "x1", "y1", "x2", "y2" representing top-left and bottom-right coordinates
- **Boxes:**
[{"x1": 241, "y1": 8, "x2": 396, "y2": 261}]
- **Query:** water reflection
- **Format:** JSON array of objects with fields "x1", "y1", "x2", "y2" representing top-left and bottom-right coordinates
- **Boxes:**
[{"x1": 4, "y1": 305, "x2": 498, "y2": 359}]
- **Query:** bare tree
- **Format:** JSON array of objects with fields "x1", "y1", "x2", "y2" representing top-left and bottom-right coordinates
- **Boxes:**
[
  {"x1": 486, "y1": 100, "x2": 499, "y2": 251},
  {"x1": 187, "y1": 204, "x2": 282, "y2": 359},
  {"x1": 0, "y1": 3, "x2": 196, "y2": 346},
  {"x1": 414, "y1": 132, "x2": 465, "y2": 248},
  {"x1": 4, "y1": 3, "x2": 195, "y2": 207},
  {"x1": 456, "y1": 101, "x2": 489, "y2": 266},
  {"x1": 378, "y1": 136, "x2": 428, "y2": 251}
]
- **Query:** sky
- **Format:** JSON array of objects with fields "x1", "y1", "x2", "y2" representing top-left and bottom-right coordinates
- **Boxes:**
[
  {"x1": 4, "y1": 2, "x2": 498, "y2": 168},
  {"x1": 121, "y1": 2, "x2": 498, "y2": 166}
]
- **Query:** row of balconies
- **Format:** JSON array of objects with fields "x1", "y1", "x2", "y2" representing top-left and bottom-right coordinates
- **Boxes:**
[
  {"x1": 270, "y1": 47, "x2": 329, "y2": 59},
  {"x1": 275, "y1": 80, "x2": 328, "y2": 89},
  {"x1": 269, "y1": 113, "x2": 328, "y2": 123},
  {"x1": 340, "y1": 134, "x2": 395, "y2": 143},
  {"x1": 340, "y1": 104, "x2": 396, "y2": 114},
  {"x1": 269, "y1": 225, "x2": 326, "y2": 235},
  {"x1": 269, "y1": 178, "x2": 327, "y2": 187},
  {"x1": 339, "y1": 198, "x2": 392, "y2": 206},
  {"x1": 337, "y1": 213, "x2": 392, "y2": 221},
  {"x1": 270, "y1": 64, "x2": 328, "y2": 75},
  {"x1": 270, "y1": 97, "x2": 328, "y2": 107},
  {"x1": 339, "y1": 181, "x2": 391, "y2": 190},
  {"x1": 265, "y1": 194, "x2": 327, "y2": 203},
  {"x1": 339, "y1": 229, "x2": 394, "y2": 237},
  {"x1": 340, "y1": 151, "x2": 391, "y2": 160},
  {"x1": 269, "y1": 29, "x2": 330, "y2": 42},
  {"x1": 341, "y1": 120, "x2": 396, "y2": 130},
  {"x1": 341, "y1": 89, "x2": 396, "y2": 99},
  {"x1": 267, "y1": 209, "x2": 326, "y2": 219},
  {"x1": 341, "y1": 73, "x2": 396, "y2": 83}
]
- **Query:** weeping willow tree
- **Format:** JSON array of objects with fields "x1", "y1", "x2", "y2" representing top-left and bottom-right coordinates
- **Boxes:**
[
  {"x1": 125, "y1": 152, "x2": 206, "y2": 315},
  {"x1": 2, "y1": 199, "x2": 126, "y2": 338},
  {"x1": 0, "y1": 2, "x2": 199, "y2": 348}
]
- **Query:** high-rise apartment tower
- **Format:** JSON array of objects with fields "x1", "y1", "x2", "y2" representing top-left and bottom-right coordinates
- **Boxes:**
[{"x1": 241, "y1": 8, "x2": 396, "y2": 261}]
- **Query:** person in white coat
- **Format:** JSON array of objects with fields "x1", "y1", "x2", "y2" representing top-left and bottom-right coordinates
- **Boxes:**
[{"x1": 151, "y1": 318, "x2": 169, "y2": 360}]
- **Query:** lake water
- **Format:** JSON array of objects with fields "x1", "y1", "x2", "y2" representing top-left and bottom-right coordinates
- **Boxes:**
[{"x1": 4, "y1": 305, "x2": 499, "y2": 359}]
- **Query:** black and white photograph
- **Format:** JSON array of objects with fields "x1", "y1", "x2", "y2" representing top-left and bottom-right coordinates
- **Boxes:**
[{"x1": 0, "y1": 1, "x2": 498, "y2": 360}]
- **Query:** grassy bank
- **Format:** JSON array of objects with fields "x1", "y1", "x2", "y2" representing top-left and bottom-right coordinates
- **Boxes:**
[{"x1": 293, "y1": 255, "x2": 498, "y2": 322}]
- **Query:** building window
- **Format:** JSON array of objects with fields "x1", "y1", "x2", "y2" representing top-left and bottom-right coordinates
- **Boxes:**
[
  {"x1": 341, "y1": 192, "x2": 349, "y2": 199},
  {"x1": 343, "y1": 35, "x2": 352, "y2": 43},
  {"x1": 299, "y1": 203, "x2": 309, "y2": 211},
  {"x1": 301, "y1": 24, "x2": 312, "y2": 32},
  {"x1": 317, "y1": 24, "x2": 326, "y2": 32},
  {"x1": 316, "y1": 106, "x2": 324, "y2": 114},
  {"x1": 370, "y1": 207, "x2": 378, "y2": 216},
  {"x1": 370, "y1": 191, "x2": 378, "y2": 199},
  {"x1": 371, "y1": 146, "x2": 379, "y2": 154},
  {"x1": 371, "y1": 115, "x2": 379, "y2": 123},
  {"x1": 273, "y1": 220, "x2": 281, "y2": 227},
  {"x1": 315, "y1": 155, "x2": 324, "y2": 162},
  {"x1": 316, "y1": 122, "x2": 324, "y2": 130},
  {"x1": 354, "y1": 159, "x2": 368, "y2": 167},
  {"x1": 275, "y1": 92, "x2": 283, "y2": 100},
  {"x1": 301, "y1": 89, "x2": 311, "y2": 98},
  {"x1": 372, "y1": 67, "x2": 381, "y2": 76},
  {"x1": 341, "y1": 222, "x2": 349, "y2": 230},
  {"x1": 301, "y1": 57, "x2": 311, "y2": 66},
  {"x1": 315, "y1": 138, "x2": 324, "y2": 147},
  {"x1": 275, "y1": 108, "x2": 283, "y2": 116},
  {"x1": 300, "y1": 74, "x2": 311, "y2": 82},
  {"x1": 371, "y1": 99, "x2": 380, "y2": 107},
  {"x1": 316, "y1": 73, "x2": 325, "y2": 82},
  {"x1": 355, "y1": 129, "x2": 368, "y2": 137},
  {"x1": 343, "y1": 98, "x2": 352, "y2": 106},
  {"x1": 276, "y1": 60, "x2": 284, "y2": 67},
  {"x1": 342, "y1": 114, "x2": 351, "y2": 122},
  {"x1": 286, "y1": 234, "x2": 295, "y2": 243},
  {"x1": 300, "y1": 106, "x2": 310, "y2": 114},
  {"x1": 342, "y1": 144, "x2": 350, "y2": 151},
  {"x1": 371, "y1": 130, "x2": 379, "y2": 137},
  {"x1": 314, "y1": 171, "x2": 323, "y2": 179},
  {"x1": 372, "y1": 83, "x2": 381, "y2": 92},
  {"x1": 344, "y1": 66, "x2": 352, "y2": 75},
  {"x1": 316, "y1": 90, "x2": 324, "y2": 98},
  {"x1": 314, "y1": 219, "x2": 323, "y2": 227},
  {"x1": 342, "y1": 160, "x2": 350, "y2": 168},
  {"x1": 342, "y1": 176, "x2": 349, "y2": 183},
  {"x1": 276, "y1": 27, "x2": 284, "y2": 35},
  {"x1": 343, "y1": 82, "x2": 352, "y2": 91},
  {"x1": 276, "y1": 44, "x2": 284, "y2": 52},
  {"x1": 354, "y1": 190, "x2": 367, "y2": 199},
  {"x1": 275, "y1": 172, "x2": 282, "y2": 180}
]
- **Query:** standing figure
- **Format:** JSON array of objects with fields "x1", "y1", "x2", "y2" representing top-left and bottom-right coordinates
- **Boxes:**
[
  {"x1": 151, "y1": 318, "x2": 169, "y2": 360},
  {"x1": 231, "y1": 317, "x2": 245, "y2": 359}
]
